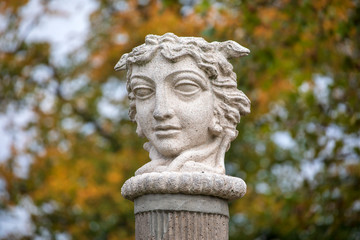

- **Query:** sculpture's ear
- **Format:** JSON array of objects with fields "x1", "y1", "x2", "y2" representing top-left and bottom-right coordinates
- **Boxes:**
[
  {"x1": 218, "y1": 41, "x2": 250, "y2": 59},
  {"x1": 114, "y1": 53, "x2": 128, "y2": 71}
]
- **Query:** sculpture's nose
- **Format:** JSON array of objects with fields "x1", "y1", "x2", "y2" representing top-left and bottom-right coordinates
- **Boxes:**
[{"x1": 153, "y1": 90, "x2": 175, "y2": 120}]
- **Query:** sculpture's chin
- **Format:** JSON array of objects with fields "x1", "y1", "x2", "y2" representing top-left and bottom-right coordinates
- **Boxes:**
[
  {"x1": 148, "y1": 134, "x2": 214, "y2": 159},
  {"x1": 152, "y1": 145, "x2": 182, "y2": 159}
]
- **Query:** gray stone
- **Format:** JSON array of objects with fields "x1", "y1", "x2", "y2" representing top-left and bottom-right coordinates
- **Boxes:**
[
  {"x1": 135, "y1": 194, "x2": 229, "y2": 217},
  {"x1": 115, "y1": 33, "x2": 250, "y2": 175},
  {"x1": 114, "y1": 33, "x2": 251, "y2": 239},
  {"x1": 121, "y1": 172, "x2": 246, "y2": 201},
  {"x1": 135, "y1": 209, "x2": 229, "y2": 240}
]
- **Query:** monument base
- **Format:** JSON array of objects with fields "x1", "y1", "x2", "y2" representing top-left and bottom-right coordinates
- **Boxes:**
[
  {"x1": 134, "y1": 194, "x2": 229, "y2": 240},
  {"x1": 121, "y1": 172, "x2": 246, "y2": 240}
]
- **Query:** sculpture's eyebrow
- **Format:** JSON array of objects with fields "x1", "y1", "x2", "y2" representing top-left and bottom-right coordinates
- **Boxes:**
[
  {"x1": 170, "y1": 70, "x2": 209, "y2": 89},
  {"x1": 170, "y1": 70, "x2": 206, "y2": 81},
  {"x1": 130, "y1": 75, "x2": 154, "y2": 87}
]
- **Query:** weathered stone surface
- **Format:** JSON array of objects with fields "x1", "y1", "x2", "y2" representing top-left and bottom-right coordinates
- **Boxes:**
[
  {"x1": 122, "y1": 172, "x2": 246, "y2": 201},
  {"x1": 115, "y1": 33, "x2": 250, "y2": 175},
  {"x1": 115, "y1": 33, "x2": 251, "y2": 239},
  {"x1": 135, "y1": 210, "x2": 229, "y2": 240},
  {"x1": 134, "y1": 194, "x2": 229, "y2": 217},
  {"x1": 134, "y1": 194, "x2": 230, "y2": 239}
]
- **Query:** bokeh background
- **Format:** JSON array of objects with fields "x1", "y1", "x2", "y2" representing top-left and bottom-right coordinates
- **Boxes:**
[{"x1": 0, "y1": 0, "x2": 359, "y2": 239}]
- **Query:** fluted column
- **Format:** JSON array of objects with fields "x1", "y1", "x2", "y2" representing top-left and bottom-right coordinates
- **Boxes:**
[
  {"x1": 134, "y1": 194, "x2": 229, "y2": 240},
  {"x1": 136, "y1": 210, "x2": 228, "y2": 240}
]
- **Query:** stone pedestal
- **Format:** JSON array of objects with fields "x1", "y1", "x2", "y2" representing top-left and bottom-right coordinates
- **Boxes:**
[
  {"x1": 136, "y1": 210, "x2": 228, "y2": 240},
  {"x1": 122, "y1": 172, "x2": 246, "y2": 240},
  {"x1": 135, "y1": 194, "x2": 229, "y2": 240}
]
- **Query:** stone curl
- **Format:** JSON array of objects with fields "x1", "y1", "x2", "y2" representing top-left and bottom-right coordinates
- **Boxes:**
[{"x1": 115, "y1": 33, "x2": 251, "y2": 138}]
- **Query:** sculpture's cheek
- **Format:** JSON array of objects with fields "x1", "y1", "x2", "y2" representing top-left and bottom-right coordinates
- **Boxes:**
[
  {"x1": 175, "y1": 92, "x2": 214, "y2": 142},
  {"x1": 133, "y1": 90, "x2": 214, "y2": 158},
  {"x1": 135, "y1": 99, "x2": 156, "y2": 137}
]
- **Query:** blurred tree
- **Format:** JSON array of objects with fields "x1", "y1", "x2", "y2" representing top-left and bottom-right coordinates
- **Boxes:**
[{"x1": 0, "y1": 0, "x2": 359, "y2": 239}]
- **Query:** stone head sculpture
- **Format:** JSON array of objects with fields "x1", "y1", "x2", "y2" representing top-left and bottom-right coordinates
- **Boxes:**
[{"x1": 115, "y1": 33, "x2": 250, "y2": 175}]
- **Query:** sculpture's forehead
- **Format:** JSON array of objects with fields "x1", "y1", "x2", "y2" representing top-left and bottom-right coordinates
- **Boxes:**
[{"x1": 130, "y1": 53, "x2": 207, "y2": 81}]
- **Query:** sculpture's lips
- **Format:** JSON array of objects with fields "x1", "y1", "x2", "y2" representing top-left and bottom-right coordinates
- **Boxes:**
[
  {"x1": 154, "y1": 125, "x2": 181, "y2": 131},
  {"x1": 154, "y1": 125, "x2": 181, "y2": 137}
]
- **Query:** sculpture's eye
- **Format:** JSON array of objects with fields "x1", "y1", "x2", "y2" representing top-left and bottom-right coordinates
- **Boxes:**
[
  {"x1": 133, "y1": 86, "x2": 154, "y2": 99},
  {"x1": 174, "y1": 80, "x2": 201, "y2": 96}
]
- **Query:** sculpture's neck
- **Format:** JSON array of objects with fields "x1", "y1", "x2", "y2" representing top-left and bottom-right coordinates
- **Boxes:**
[{"x1": 135, "y1": 133, "x2": 234, "y2": 176}]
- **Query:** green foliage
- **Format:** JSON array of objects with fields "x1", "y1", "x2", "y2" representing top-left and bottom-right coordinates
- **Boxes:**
[{"x1": 0, "y1": 0, "x2": 359, "y2": 239}]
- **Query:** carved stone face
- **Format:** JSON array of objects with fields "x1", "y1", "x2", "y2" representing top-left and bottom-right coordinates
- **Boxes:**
[{"x1": 130, "y1": 53, "x2": 215, "y2": 158}]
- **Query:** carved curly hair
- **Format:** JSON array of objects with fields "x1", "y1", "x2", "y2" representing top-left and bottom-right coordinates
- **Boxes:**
[{"x1": 115, "y1": 33, "x2": 250, "y2": 138}]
